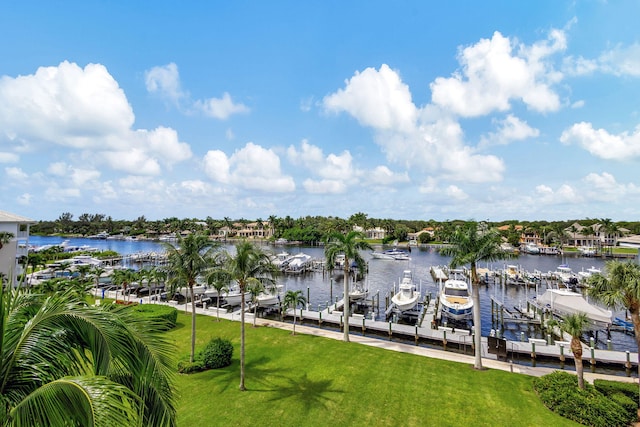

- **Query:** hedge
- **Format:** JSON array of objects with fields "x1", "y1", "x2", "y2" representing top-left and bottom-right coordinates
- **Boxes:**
[{"x1": 533, "y1": 371, "x2": 634, "y2": 427}]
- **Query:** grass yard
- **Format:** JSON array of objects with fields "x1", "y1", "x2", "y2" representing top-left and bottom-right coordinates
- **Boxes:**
[{"x1": 167, "y1": 312, "x2": 578, "y2": 427}]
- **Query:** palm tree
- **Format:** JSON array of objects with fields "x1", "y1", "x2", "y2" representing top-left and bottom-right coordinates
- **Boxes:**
[
  {"x1": 283, "y1": 289, "x2": 307, "y2": 335},
  {"x1": 217, "y1": 241, "x2": 278, "y2": 391},
  {"x1": 324, "y1": 230, "x2": 372, "y2": 342},
  {"x1": 587, "y1": 260, "x2": 640, "y2": 405},
  {"x1": 0, "y1": 284, "x2": 176, "y2": 426},
  {"x1": 439, "y1": 221, "x2": 510, "y2": 370},
  {"x1": 247, "y1": 281, "x2": 265, "y2": 327},
  {"x1": 162, "y1": 233, "x2": 219, "y2": 363},
  {"x1": 559, "y1": 313, "x2": 590, "y2": 389},
  {"x1": 204, "y1": 268, "x2": 230, "y2": 321},
  {"x1": 111, "y1": 268, "x2": 136, "y2": 303},
  {"x1": 90, "y1": 265, "x2": 105, "y2": 291}
]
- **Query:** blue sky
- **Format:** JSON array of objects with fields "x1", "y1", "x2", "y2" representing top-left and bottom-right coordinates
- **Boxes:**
[{"x1": 1, "y1": 1, "x2": 639, "y2": 222}]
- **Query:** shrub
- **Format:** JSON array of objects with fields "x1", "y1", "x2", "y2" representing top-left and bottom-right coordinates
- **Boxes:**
[
  {"x1": 200, "y1": 337, "x2": 234, "y2": 369},
  {"x1": 594, "y1": 378, "x2": 640, "y2": 403},
  {"x1": 177, "y1": 360, "x2": 205, "y2": 374},
  {"x1": 130, "y1": 304, "x2": 178, "y2": 330},
  {"x1": 609, "y1": 392, "x2": 637, "y2": 420},
  {"x1": 533, "y1": 371, "x2": 633, "y2": 427}
]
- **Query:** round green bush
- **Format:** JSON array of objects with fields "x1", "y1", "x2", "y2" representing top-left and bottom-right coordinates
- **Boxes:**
[{"x1": 200, "y1": 337, "x2": 234, "y2": 369}]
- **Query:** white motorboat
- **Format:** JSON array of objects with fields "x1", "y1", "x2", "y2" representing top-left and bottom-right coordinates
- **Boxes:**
[
  {"x1": 578, "y1": 246, "x2": 597, "y2": 257},
  {"x1": 349, "y1": 282, "x2": 368, "y2": 301},
  {"x1": 523, "y1": 243, "x2": 540, "y2": 254},
  {"x1": 552, "y1": 264, "x2": 577, "y2": 286},
  {"x1": 257, "y1": 284, "x2": 284, "y2": 307},
  {"x1": 439, "y1": 271, "x2": 473, "y2": 321},
  {"x1": 371, "y1": 248, "x2": 411, "y2": 261},
  {"x1": 391, "y1": 270, "x2": 420, "y2": 311},
  {"x1": 224, "y1": 288, "x2": 250, "y2": 306},
  {"x1": 577, "y1": 266, "x2": 602, "y2": 282},
  {"x1": 535, "y1": 288, "x2": 612, "y2": 328}
]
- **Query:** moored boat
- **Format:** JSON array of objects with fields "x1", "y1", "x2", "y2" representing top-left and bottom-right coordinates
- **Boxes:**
[
  {"x1": 391, "y1": 270, "x2": 420, "y2": 311},
  {"x1": 371, "y1": 248, "x2": 411, "y2": 261},
  {"x1": 439, "y1": 270, "x2": 473, "y2": 321},
  {"x1": 257, "y1": 284, "x2": 285, "y2": 307},
  {"x1": 534, "y1": 288, "x2": 612, "y2": 328}
]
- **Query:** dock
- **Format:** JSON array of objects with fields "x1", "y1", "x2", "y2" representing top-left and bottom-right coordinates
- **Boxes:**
[{"x1": 93, "y1": 287, "x2": 640, "y2": 374}]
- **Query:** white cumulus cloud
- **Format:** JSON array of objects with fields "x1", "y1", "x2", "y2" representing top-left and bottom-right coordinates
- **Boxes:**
[
  {"x1": 479, "y1": 114, "x2": 540, "y2": 147},
  {"x1": 560, "y1": 122, "x2": 640, "y2": 160},
  {"x1": 323, "y1": 64, "x2": 417, "y2": 133},
  {"x1": 204, "y1": 142, "x2": 294, "y2": 192},
  {"x1": 430, "y1": 30, "x2": 564, "y2": 117}
]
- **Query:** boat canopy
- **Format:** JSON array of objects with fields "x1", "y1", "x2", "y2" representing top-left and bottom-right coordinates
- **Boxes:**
[{"x1": 536, "y1": 289, "x2": 612, "y2": 326}]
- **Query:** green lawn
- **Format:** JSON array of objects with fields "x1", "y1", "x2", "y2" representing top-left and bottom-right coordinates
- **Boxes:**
[{"x1": 167, "y1": 312, "x2": 578, "y2": 427}]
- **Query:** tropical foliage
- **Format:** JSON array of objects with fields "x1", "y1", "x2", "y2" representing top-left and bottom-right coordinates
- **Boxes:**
[
  {"x1": 587, "y1": 260, "x2": 640, "y2": 406},
  {"x1": 162, "y1": 233, "x2": 219, "y2": 363},
  {"x1": 0, "y1": 285, "x2": 176, "y2": 426},
  {"x1": 283, "y1": 289, "x2": 307, "y2": 335}
]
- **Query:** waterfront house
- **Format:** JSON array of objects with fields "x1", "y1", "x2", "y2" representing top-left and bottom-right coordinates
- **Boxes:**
[{"x1": 0, "y1": 210, "x2": 34, "y2": 286}]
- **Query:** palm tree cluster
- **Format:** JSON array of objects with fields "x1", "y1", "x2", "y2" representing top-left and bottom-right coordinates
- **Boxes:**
[{"x1": 162, "y1": 235, "x2": 280, "y2": 391}]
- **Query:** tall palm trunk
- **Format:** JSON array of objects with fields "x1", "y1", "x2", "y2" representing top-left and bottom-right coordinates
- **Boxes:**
[
  {"x1": 631, "y1": 306, "x2": 640, "y2": 408},
  {"x1": 292, "y1": 311, "x2": 297, "y2": 335},
  {"x1": 189, "y1": 283, "x2": 196, "y2": 363},
  {"x1": 571, "y1": 337, "x2": 584, "y2": 389},
  {"x1": 240, "y1": 283, "x2": 246, "y2": 391},
  {"x1": 471, "y1": 264, "x2": 483, "y2": 370},
  {"x1": 343, "y1": 257, "x2": 350, "y2": 342}
]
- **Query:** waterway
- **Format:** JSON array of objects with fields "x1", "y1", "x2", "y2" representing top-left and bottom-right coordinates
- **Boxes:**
[{"x1": 28, "y1": 236, "x2": 638, "y2": 353}]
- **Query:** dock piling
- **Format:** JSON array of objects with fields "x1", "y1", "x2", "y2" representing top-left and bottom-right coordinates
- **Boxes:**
[{"x1": 531, "y1": 342, "x2": 536, "y2": 359}]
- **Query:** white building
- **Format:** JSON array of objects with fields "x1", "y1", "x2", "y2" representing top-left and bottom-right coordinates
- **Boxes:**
[{"x1": 0, "y1": 210, "x2": 34, "y2": 286}]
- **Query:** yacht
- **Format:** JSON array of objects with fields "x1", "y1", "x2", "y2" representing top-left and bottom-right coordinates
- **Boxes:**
[{"x1": 439, "y1": 270, "x2": 473, "y2": 321}]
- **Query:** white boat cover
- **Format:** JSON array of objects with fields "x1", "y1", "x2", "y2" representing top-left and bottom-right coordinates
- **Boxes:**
[{"x1": 536, "y1": 289, "x2": 612, "y2": 326}]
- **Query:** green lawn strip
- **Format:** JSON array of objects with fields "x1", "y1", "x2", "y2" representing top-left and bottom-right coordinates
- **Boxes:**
[{"x1": 168, "y1": 312, "x2": 578, "y2": 427}]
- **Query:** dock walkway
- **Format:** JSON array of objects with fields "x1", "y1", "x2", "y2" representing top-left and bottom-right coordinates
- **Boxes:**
[{"x1": 94, "y1": 289, "x2": 639, "y2": 382}]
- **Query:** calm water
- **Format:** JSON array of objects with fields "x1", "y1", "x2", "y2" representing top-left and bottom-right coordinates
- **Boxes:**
[{"x1": 29, "y1": 236, "x2": 637, "y2": 352}]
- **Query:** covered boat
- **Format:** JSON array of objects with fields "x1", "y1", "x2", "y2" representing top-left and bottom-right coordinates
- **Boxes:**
[{"x1": 535, "y1": 289, "x2": 612, "y2": 327}]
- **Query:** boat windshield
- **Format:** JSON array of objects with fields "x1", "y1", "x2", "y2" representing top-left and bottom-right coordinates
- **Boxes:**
[{"x1": 445, "y1": 288, "x2": 468, "y2": 297}]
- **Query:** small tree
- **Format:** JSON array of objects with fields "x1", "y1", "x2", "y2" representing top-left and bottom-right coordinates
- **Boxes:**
[
  {"x1": 205, "y1": 269, "x2": 230, "y2": 321},
  {"x1": 283, "y1": 289, "x2": 307, "y2": 335},
  {"x1": 559, "y1": 312, "x2": 590, "y2": 390},
  {"x1": 247, "y1": 281, "x2": 265, "y2": 327}
]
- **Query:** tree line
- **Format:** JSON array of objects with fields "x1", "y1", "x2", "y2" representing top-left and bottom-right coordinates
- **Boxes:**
[{"x1": 30, "y1": 212, "x2": 640, "y2": 246}]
